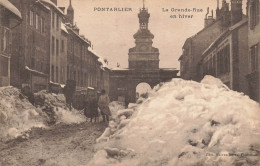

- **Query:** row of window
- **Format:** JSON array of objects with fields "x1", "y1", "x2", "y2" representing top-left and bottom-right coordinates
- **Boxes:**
[
  {"x1": 68, "y1": 38, "x2": 97, "y2": 66},
  {"x1": 203, "y1": 43, "x2": 259, "y2": 77},
  {"x1": 51, "y1": 36, "x2": 65, "y2": 56},
  {"x1": 50, "y1": 65, "x2": 66, "y2": 83},
  {"x1": 52, "y1": 11, "x2": 60, "y2": 31},
  {"x1": 29, "y1": 10, "x2": 45, "y2": 33},
  {"x1": 67, "y1": 66, "x2": 96, "y2": 87},
  {"x1": 203, "y1": 45, "x2": 230, "y2": 77}
]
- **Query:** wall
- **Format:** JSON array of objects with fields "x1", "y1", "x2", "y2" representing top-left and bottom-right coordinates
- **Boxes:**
[
  {"x1": 9, "y1": 0, "x2": 50, "y2": 91},
  {"x1": 248, "y1": 0, "x2": 260, "y2": 102},
  {"x1": 60, "y1": 30, "x2": 67, "y2": 84},
  {"x1": 49, "y1": 7, "x2": 62, "y2": 84},
  {"x1": 237, "y1": 23, "x2": 249, "y2": 95},
  {"x1": 180, "y1": 19, "x2": 224, "y2": 81}
]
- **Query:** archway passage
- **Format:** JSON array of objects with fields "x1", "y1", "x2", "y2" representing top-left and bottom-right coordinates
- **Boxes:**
[{"x1": 136, "y1": 82, "x2": 152, "y2": 100}]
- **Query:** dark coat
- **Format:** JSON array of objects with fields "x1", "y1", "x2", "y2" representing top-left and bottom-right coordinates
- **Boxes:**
[{"x1": 84, "y1": 100, "x2": 98, "y2": 118}]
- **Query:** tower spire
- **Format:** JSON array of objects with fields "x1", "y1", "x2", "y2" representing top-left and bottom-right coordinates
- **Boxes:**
[
  {"x1": 67, "y1": 0, "x2": 74, "y2": 24},
  {"x1": 143, "y1": 0, "x2": 145, "y2": 9}
]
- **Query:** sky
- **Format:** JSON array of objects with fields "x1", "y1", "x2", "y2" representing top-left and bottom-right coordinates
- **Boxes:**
[{"x1": 58, "y1": 0, "x2": 247, "y2": 69}]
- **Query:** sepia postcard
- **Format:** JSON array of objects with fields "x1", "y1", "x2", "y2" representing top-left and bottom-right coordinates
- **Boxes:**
[{"x1": 0, "y1": 0, "x2": 259, "y2": 165}]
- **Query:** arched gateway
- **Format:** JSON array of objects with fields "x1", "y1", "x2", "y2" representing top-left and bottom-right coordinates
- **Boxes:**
[{"x1": 109, "y1": 6, "x2": 179, "y2": 104}]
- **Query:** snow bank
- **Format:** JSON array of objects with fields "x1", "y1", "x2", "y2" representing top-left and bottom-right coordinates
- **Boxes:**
[
  {"x1": 0, "y1": 87, "x2": 85, "y2": 141},
  {"x1": 0, "y1": 87, "x2": 45, "y2": 141},
  {"x1": 89, "y1": 76, "x2": 260, "y2": 166},
  {"x1": 54, "y1": 107, "x2": 85, "y2": 124},
  {"x1": 34, "y1": 90, "x2": 86, "y2": 124}
]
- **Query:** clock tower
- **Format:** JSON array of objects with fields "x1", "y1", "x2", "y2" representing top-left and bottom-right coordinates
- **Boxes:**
[{"x1": 128, "y1": 5, "x2": 159, "y2": 69}]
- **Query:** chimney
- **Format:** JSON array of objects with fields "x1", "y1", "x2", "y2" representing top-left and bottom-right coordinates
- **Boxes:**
[
  {"x1": 59, "y1": 7, "x2": 65, "y2": 12},
  {"x1": 231, "y1": 0, "x2": 243, "y2": 25},
  {"x1": 205, "y1": 8, "x2": 215, "y2": 27},
  {"x1": 51, "y1": 0, "x2": 57, "y2": 5}
]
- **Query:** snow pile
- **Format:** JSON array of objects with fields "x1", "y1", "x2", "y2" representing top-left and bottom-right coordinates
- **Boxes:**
[
  {"x1": 96, "y1": 101, "x2": 127, "y2": 143},
  {"x1": 0, "y1": 87, "x2": 45, "y2": 140},
  {"x1": 34, "y1": 90, "x2": 86, "y2": 124},
  {"x1": 54, "y1": 107, "x2": 85, "y2": 124},
  {"x1": 89, "y1": 76, "x2": 260, "y2": 166},
  {"x1": 0, "y1": 87, "x2": 86, "y2": 141},
  {"x1": 34, "y1": 90, "x2": 67, "y2": 108}
]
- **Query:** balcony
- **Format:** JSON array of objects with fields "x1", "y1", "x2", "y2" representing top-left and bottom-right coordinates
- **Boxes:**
[{"x1": 0, "y1": 26, "x2": 12, "y2": 57}]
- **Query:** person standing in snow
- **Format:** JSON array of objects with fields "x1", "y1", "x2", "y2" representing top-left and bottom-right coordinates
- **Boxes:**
[
  {"x1": 98, "y1": 89, "x2": 111, "y2": 122},
  {"x1": 84, "y1": 90, "x2": 98, "y2": 123}
]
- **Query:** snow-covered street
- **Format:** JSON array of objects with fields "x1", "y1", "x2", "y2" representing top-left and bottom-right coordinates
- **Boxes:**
[
  {"x1": 0, "y1": 76, "x2": 260, "y2": 166},
  {"x1": 89, "y1": 76, "x2": 260, "y2": 166},
  {"x1": 0, "y1": 122, "x2": 107, "y2": 166}
]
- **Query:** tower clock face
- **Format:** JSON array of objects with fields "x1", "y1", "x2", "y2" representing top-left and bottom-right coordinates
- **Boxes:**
[{"x1": 140, "y1": 44, "x2": 148, "y2": 51}]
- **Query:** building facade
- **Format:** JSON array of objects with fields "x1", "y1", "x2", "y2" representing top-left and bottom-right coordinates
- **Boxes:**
[
  {"x1": 128, "y1": 8, "x2": 159, "y2": 69},
  {"x1": 247, "y1": 0, "x2": 260, "y2": 102},
  {"x1": 40, "y1": 0, "x2": 65, "y2": 85},
  {"x1": 9, "y1": 0, "x2": 50, "y2": 92},
  {"x1": 60, "y1": 22, "x2": 68, "y2": 85},
  {"x1": 201, "y1": 19, "x2": 248, "y2": 94},
  {"x1": 201, "y1": 0, "x2": 249, "y2": 95},
  {"x1": 110, "y1": 7, "x2": 178, "y2": 103},
  {"x1": 179, "y1": 0, "x2": 233, "y2": 81},
  {"x1": 0, "y1": 0, "x2": 21, "y2": 86},
  {"x1": 3, "y1": 0, "x2": 110, "y2": 96},
  {"x1": 64, "y1": 0, "x2": 109, "y2": 91}
]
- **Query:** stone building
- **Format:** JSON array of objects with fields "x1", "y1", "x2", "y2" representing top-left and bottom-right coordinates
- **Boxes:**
[
  {"x1": 65, "y1": 25, "x2": 92, "y2": 88},
  {"x1": 64, "y1": 0, "x2": 106, "y2": 90},
  {"x1": 60, "y1": 22, "x2": 68, "y2": 85},
  {"x1": 201, "y1": 0, "x2": 249, "y2": 95},
  {"x1": 0, "y1": 0, "x2": 22, "y2": 86},
  {"x1": 9, "y1": 0, "x2": 50, "y2": 92},
  {"x1": 128, "y1": 7, "x2": 159, "y2": 69},
  {"x1": 87, "y1": 47, "x2": 99, "y2": 88},
  {"x1": 246, "y1": 0, "x2": 260, "y2": 102},
  {"x1": 40, "y1": 0, "x2": 65, "y2": 85},
  {"x1": 179, "y1": 0, "x2": 233, "y2": 81},
  {"x1": 110, "y1": 6, "x2": 178, "y2": 103}
]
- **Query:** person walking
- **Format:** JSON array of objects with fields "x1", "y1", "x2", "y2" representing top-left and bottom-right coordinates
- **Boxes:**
[
  {"x1": 98, "y1": 89, "x2": 111, "y2": 122},
  {"x1": 84, "y1": 90, "x2": 98, "y2": 123}
]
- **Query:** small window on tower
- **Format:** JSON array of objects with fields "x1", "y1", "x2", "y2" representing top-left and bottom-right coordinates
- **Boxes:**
[{"x1": 141, "y1": 23, "x2": 146, "y2": 29}]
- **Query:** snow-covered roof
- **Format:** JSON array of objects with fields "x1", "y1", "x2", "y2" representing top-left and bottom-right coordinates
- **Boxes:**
[
  {"x1": 36, "y1": 0, "x2": 50, "y2": 11},
  {"x1": 112, "y1": 68, "x2": 131, "y2": 71},
  {"x1": 87, "y1": 47, "x2": 99, "y2": 57},
  {"x1": 61, "y1": 22, "x2": 68, "y2": 34},
  {"x1": 49, "y1": 81, "x2": 61, "y2": 86},
  {"x1": 25, "y1": 66, "x2": 48, "y2": 76},
  {"x1": 160, "y1": 68, "x2": 177, "y2": 71},
  {"x1": 88, "y1": 87, "x2": 94, "y2": 90},
  {"x1": 202, "y1": 18, "x2": 248, "y2": 57},
  {"x1": 0, "y1": 0, "x2": 22, "y2": 19},
  {"x1": 98, "y1": 57, "x2": 111, "y2": 70},
  {"x1": 40, "y1": 0, "x2": 64, "y2": 15},
  {"x1": 69, "y1": 28, "x2": 91, "y2": 45}
]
